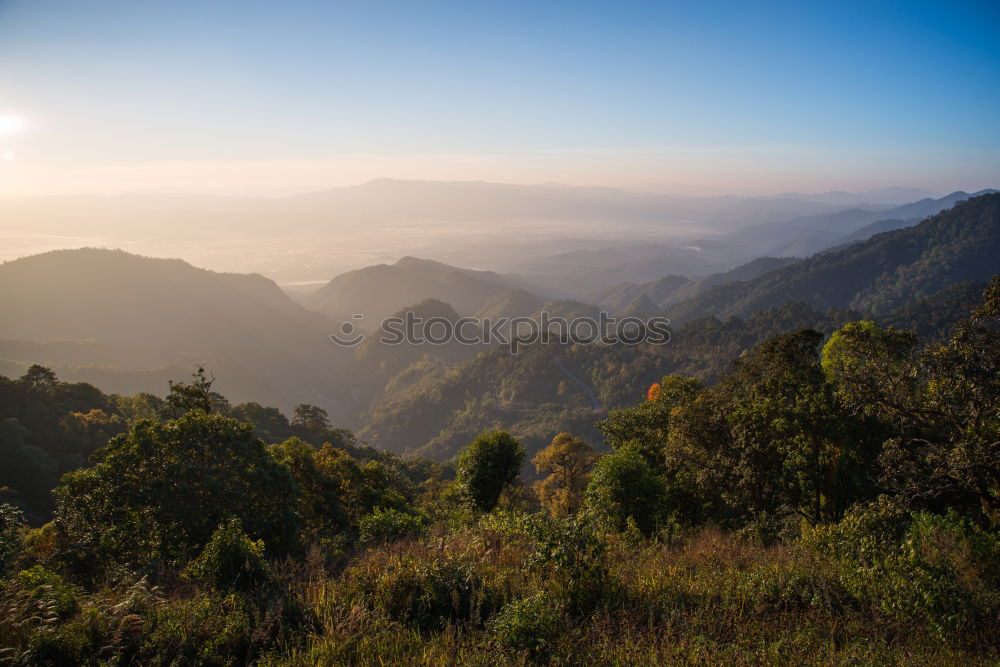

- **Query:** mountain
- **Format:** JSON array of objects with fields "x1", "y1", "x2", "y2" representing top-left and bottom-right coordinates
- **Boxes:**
[
  {"x1": 768, "y1": 187, "x2": 936, "y2": 206},
  {"x1": 585, "y1": 275, "x2": 691, "y2": 313},
  {"x1": 0, "y1": 248, "x2": 351, "y2": 414},
  {"x1": 359, "y1": 274, "x2": 990, "y2": 462},
  {"x1": 665, "y1": 193, "x2": 1000, "y2": 324},
  {"x1": 514, "y1": 241, "x2": 735, "y2": 296},
  {"x1": 473, "y1": 289, "x2": 545, "y2": 321},
  {"x1": 503, "y1": 192, "x2": 989, "y2": 296},
  {"x1": 305, "y1": 256, "x2": 542, "y2": 325},
  {"x1": 830, "y1": 218, "x2": 915, "y2": 247},
  {"x1": 584, "y1": 257, "x2": 800, "y2": 313},
  {"x1": 661, "y1": 256, "x2": 800, "y2": 306},
  {"x1": 726, "y1": 189, "x2": 995, "y2": 259}
]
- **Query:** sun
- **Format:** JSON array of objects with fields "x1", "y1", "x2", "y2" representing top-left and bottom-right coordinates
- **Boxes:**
[{"x1": 0, "y1": 114, "x2": 24, "y2": 135}]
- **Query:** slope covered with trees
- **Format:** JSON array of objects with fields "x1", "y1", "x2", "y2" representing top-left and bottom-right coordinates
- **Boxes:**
[{"x1": 667, "y1": 193, "x2": 1000, "y2": 323}]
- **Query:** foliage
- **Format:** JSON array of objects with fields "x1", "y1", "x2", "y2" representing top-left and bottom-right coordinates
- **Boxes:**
[
  {"x1": 344, "y1": 552, "x2": 499, "y2": 632},
  {"x1": 456, "y1": 430, "x2": 525, "y2": 512},
  {"x1": 532, "y1": 432, "x2": 598, "y2": 517},
  {"x1": 824, "y1": 277, "x2": 1000, "y2": 523},
  {"x1": 804, "y1": 500, "x2": 1000, "y2": 635},
  {"x1": 488, "y1": 591, "x2": 564, "y2": 660},
  {"x1": 184, "y1": 519, "x2": 273, "y2": 593},
  {"x1": 585, "y1": 446, "x2": 667, "y2": 536},
  {"x1": 358, "y1": 507, "x2": 428, "y2": 544},
  {"x1": 0, "y1": 366, "x2": 126, "y2": 523},
  {"x1": 53, "y1": 410, "x2": 300, "y2": 575},
  {"x1": 0, "y1": 503, "x2": 26, "y2": 576}
]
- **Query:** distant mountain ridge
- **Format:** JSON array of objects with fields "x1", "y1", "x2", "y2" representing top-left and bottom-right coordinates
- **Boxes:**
[
  {"x1": 665, "y1": 193, "x2": 1000, "y2": 323},
  {"x1": 506, "y1": 190, "x2": 994, "y2": 295},
  {"x1": 0, "y1": 248, "x2": 350, "y2": 414},
  {"x1": 306, "y1": 256, "x2": 544, "y2": 324}
]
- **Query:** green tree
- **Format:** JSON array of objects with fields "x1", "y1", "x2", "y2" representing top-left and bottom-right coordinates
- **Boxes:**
[
  {"x1": 456, "y1": 430, "x2": 525, "y2": 512},
  {"x1": 826, "y1": 278, "x2": 1000, "y2": 522},
  {"x1": 597, "y1": 374, "x2": 702, "y2": 469},
  {"x1": 269, "y1": 437, "x2": 352, "y2": 543},
  {"x1": 584, "y1": 446, "x2": 666, "y2": 536},
  {"x1": 162, "y1": 367, "x2": 216, "y2": 418},
  {"x1": 54, "y1": 410, "x2": 300, "y2": 573},
  {"x1": 0, "y1": 502, "x2": 25, "y2": 576},
  {"x1": 292, "y1": 404, "x2": 331, "y2": 432}
]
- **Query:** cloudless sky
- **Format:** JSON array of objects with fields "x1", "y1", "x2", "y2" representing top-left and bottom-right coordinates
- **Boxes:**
[{"x1": 1, "y1": 0, "x2": 998, "y2": 195}]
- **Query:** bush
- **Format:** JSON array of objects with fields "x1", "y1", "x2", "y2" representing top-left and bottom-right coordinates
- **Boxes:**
[
  {"x1": 348, "y1": 554, "x2": 499, "y2": 632},
  {"x1": 0, "y1": 503, "x2": 25, "y2": 576},
  {"x1": 804, "y1": 500, "x2": 1000, "y2": 634},
  {"x1": 489, "y1": 591, "x2": 564, "y2": 660},
  {"x1": 481, "y1": 512, "x2": 609, "y2": 615},
  {"x1": 143, "y1": 592, "x2": 256, "y2": 665},
  {"x1": 184, "y1": 519, "x2": 273, "y2": 593},
  {"x1": 15, "y1": 565, "x2": 81, "y2": 618},
  {"x1": 456, "y1": 430, "x2": 525, "y2": 512},
  {"x1": 358, "y1": 507, "x2": 427, "y2": 544},
  {"x1": 584, "y1": 447, "x2": 666, "y2": 536}
]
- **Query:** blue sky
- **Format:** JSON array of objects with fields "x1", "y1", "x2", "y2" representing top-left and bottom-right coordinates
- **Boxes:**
[{"x1": 0, "y1": 0, "x2": 998, "y2": 195}]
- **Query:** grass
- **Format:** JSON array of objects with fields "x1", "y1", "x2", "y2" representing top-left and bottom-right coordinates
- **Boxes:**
[{"x1": 3, "y1": 522, "x2": 998, "y2": 665}]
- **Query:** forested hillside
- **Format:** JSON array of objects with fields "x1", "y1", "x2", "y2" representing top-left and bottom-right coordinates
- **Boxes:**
[
  {"x1": 357, "y1": 276, "x2": 980, "y2": 461},
  {"x1": 666, "y1": 193, "x2": 1000, "y2": 323}
]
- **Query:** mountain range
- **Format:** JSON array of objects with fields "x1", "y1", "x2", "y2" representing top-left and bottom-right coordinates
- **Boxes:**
[
  {"x1": 0, "y1": 249, "x2": 351, "y2": 415},
  {"x1": 1, "y1": 188, "x2": 996, "y2": 461}
]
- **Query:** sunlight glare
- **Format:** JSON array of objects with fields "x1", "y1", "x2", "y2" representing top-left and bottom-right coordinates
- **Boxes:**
[{"x1": 0, "y1": 115, "x2": 24, "y2": 135}]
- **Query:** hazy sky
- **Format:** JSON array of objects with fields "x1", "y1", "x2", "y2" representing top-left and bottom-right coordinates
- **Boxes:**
[{"x1": 1, "y1": 0, "x2": 998, "y2": 196}]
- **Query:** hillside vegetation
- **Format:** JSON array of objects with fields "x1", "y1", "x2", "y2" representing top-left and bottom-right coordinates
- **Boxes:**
[{"x1": 667, "y1": 193, "x2": 1000, "y2": 323}]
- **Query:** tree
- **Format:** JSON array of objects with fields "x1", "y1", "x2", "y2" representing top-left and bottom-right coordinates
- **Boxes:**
[
  {"x1": 18, "y1": 365, "x2": 58, "y2": 395},
  {"x1": 597, "y1": 375, "x2": 702, "y2": 469},
  {"x1": 292, "y1": 404, "x2": 331, "y2": 432},
  {"x1": 584, "y1": 447, "x2": 666, "y2": 536},
  {"x1": 270, "y1": 438, "x2": 352, "y2": 543},
  {"x1": 456, "y1": 430, "x2": 525, "y2": 512},
  {"x1": 826, "y1": 278, "x2": 1000, "y2": 522},
  {"x1": 162, "y1": 367, "x2": 216, "y2": 417},
  {"x1": 54, "y1": 410, "x2": 300, "y2": 573},
  {"x1": 533, "y1": 432, "x2": 598, "y2": 518}
]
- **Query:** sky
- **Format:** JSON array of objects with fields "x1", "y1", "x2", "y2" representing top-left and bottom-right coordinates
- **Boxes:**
[{"x1": 0, "y1": 0, "x2": 999, "y2": 196}]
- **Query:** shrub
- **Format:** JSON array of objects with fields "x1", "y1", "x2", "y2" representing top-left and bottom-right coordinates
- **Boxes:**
[
  {"x1": 348, "y1": 554, "x2": 499, "y2": 632},
  {"x1": 481, "y1": 512, "x2": 609, "y2": 615},
  {"x1": 584, "y1": 447, "x2": 666, "y2": 536},
  {"x1": 0, "y1": 503, "x2": 25, "y2": 576},
  {"x1": 804, "y1": 500, "x2": 1000, "y2": 634},
  {"x1": 489, "y1": 591, "x2": 564, "y2": 660},
  {"x1": 184, "y1": 519, "x2": 273, "y2": 593},
  {"x1": 358, "y1": 507, "x2": 427, "y2": 544},
  {"x1": 15, "y1": 565, "x2": 81, "y2": 618},
  {"x1": 143, "y1": 592, "x2": 256, "y2": 665}
]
